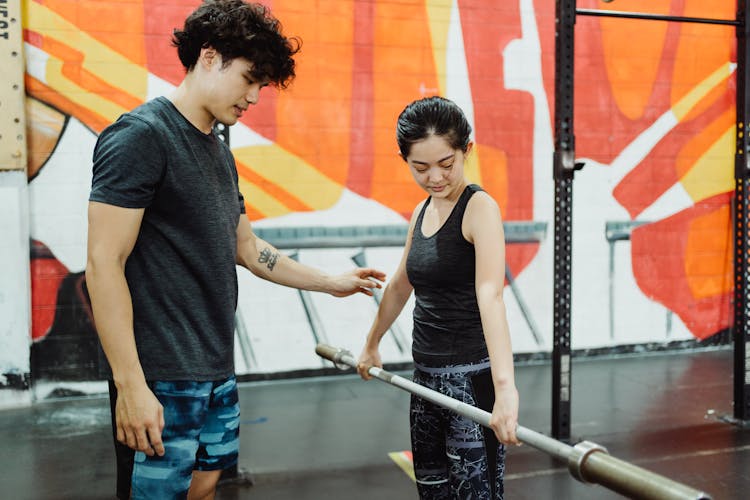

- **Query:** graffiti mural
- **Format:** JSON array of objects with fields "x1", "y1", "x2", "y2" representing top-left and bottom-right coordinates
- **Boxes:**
[
  {"x1": 21, "y1": 0, "x2": 736, "y2": 383},
  {"x1": 571, "y1": 0, "x2": 736, "y2": 339}
]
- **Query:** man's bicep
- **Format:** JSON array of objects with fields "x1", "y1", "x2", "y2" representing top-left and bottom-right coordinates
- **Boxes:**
[
  {"x1": 87, "y1": 201, "x2": 145, "y2": 264},
  {"x1": 236, "y1": 215, "x2": 263, "y2": 267}
]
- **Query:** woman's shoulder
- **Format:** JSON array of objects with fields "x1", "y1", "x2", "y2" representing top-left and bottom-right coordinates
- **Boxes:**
[
  {"x1": 464, "y1": 188, "x2": 502, "y2": 232},
  {"x1": 408, "y1": 198, "x2": 429, "y2": 224},
  {"x1": 462, "y1": 189, "x2": 503, "y2": 244},
  {"x1": 466, "y1": 186, "x2": 498, "y2": 210}
]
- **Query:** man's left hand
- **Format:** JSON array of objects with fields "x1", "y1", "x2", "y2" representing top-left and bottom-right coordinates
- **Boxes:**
[{"x1": 328, "y1": 268, "x2": 386, "y2": 297}]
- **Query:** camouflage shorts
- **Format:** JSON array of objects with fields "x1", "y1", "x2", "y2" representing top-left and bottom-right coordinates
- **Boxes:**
[{"x1": 127, "y1": 376, "x2": 240, "y2": 499}]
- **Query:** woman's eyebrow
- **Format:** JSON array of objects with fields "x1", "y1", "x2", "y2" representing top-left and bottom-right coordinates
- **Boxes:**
[{"x1": 412, "y1": 154, "x2": 455, "y2": 165}]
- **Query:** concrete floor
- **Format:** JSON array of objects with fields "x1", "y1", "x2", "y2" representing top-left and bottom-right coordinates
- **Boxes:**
[{"x1": 1, "y1": 347, "x2": 748, "y2": 499}]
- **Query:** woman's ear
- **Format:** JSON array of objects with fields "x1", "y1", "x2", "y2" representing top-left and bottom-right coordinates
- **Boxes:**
[{"x1": 465, "y1": 141, "x2": 475, "y2": 156}]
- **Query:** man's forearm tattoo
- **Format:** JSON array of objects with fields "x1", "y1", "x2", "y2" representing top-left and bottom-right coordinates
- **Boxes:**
[{"x1": 258, "y1": 247, "x2": 280, "y2": 271}]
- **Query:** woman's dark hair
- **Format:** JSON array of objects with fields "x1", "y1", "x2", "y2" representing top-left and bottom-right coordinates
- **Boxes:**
[
  {"x1": 396, "y1": 96, "x2": 472, "y2": 159},
  {"x1": 171, "y1": 0, "x2": 301, "y2": 89}
]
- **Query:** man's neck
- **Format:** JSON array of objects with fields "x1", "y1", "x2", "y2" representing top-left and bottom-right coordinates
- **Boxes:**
[{"x1": 168, "y1": 80, "x2": 215, "y2": 135}]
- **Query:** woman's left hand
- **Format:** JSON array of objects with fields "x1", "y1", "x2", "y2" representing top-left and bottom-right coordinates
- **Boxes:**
[{"x1": 490, "y1": 384, "x2": 521, "y2": 446}]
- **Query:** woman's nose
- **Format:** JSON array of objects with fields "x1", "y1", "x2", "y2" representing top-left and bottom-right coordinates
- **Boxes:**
[{"x1": 428, "y1": 167, "x2": 443, "y2": 181}]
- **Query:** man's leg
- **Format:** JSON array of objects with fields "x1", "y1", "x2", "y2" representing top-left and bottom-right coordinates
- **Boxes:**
[
  {"x1": 190, "y1": 376, "x2": 240, "y2": 500},
  {"x1": 130, "y1": 380, "x2": 213, "y2": 500},
  {"x1": 187, "y1": 470, "x2": 222, "y2": 500}
]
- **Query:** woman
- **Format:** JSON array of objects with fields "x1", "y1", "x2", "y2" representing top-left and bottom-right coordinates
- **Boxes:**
[{"x1": 357, "y1": 96, "x2": 520, "y2": 499}]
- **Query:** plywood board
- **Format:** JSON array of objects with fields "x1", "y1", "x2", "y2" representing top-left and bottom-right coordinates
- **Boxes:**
[{"x1": 0, "y1": 0, "x2": 27, "y2": 172}]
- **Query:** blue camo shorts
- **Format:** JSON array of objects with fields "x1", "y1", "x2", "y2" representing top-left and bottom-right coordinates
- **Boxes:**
[{"x1": 110, "y1": 376, "x2": 240, "y2": 500}]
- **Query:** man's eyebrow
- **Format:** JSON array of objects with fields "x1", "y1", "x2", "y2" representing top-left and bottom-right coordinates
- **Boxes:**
[
  {"x1": 245, "y1": 69, "x2": 271, "y2": 85},
  {"x1": 412, "y1": 154, "x2": 455, "y2": 165}
]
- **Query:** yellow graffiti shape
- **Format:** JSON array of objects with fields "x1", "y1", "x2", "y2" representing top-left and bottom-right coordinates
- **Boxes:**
[
  {"x1": 233, "y1": 144, "x2": 343, "y2": 215},
  {"x1": 25, "y1": 1, "x2": 147, "y2": 118},
  {"x1": 426, "y1": 0, "x2": 454, "y2": 96},
  {"x1": 680, "y1": 126, "x2": 735, "y2": 203},
  {"x1": 672, "y1": 63, "x2": 734, "y2": 122},
  {"x1": 237, "y1": 177, "x2": 292, "y2": 219}
]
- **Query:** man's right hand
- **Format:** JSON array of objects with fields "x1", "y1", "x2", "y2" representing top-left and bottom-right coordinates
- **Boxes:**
[{"x1": 115, "y1": 382, "x2": 165, "y2": 456}]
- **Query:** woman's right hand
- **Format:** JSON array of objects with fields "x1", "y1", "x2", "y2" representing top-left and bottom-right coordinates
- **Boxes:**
[{"x1": 357, "y1": 346, "x2": 382, "y2": 380}]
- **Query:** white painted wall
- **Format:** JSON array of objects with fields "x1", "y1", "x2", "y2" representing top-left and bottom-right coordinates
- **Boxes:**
[{"x1": 0, "y1": 170, "x2": 31, "y2": 408}]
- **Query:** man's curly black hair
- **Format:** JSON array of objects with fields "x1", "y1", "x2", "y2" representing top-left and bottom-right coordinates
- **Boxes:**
[{"x1": 171, "y1": 0, "x2": 301, "y2": 89}]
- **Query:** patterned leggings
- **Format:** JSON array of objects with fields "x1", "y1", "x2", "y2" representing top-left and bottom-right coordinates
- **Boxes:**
[{"x1": 410, "y1": 359, "x2": 505, "y2": 499}]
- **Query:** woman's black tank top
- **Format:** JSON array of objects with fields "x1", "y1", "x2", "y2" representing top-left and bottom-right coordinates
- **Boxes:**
[{"x1": 406, "y1": 184, "x2": 489, "y2": 365}]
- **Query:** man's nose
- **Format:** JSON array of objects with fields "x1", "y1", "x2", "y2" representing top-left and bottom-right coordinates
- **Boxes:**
[{"x1": 246, "y1": 86, "x2": 259, "y2": 104}]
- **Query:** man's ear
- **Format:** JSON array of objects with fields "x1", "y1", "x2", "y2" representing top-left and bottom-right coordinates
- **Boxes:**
[{"x1": 199, "y1": 46, "x2": 218, "y2": 68}]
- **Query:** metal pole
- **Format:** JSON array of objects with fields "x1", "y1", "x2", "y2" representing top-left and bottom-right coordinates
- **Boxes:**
[
  {"x1": 734, "y1": 0, "x2": 750, "y2": 422},
  {"x1": 552, "y1": 0, "x2": 578, "y2": 442},
  {"x1": 576, "y1": 9, "x2": 740, "y2": 26},
  {"x1": 351, "y1": 250, "x2": 408, "y2": 354},
  {"x1": 289, "y1": 251, "x2": 329, "y2": 358},
  {"x1": 505, "y1": 263, "x2": 545, "y2": 346},
  {"x1": 315, "y1": 344, "x2": 712, "y2": 500}
]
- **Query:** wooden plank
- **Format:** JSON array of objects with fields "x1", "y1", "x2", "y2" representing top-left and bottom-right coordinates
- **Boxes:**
[{"x1": 0, "y1": 0, "x2": 26, "y2": 172}]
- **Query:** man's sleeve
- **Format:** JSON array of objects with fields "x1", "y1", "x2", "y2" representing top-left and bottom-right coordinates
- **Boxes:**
[
  {"x1": 226, "y1": 148, "x2": 246, "y2": 215},
  {"x1": 90, "y1": 115, "x2": 166, "y2": 209},
  {"x1": 238, "y1": 187, "x2": 246, "y2": 215}
]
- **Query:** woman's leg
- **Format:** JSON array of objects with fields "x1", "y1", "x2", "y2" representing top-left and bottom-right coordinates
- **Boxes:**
[
  {"x1": 444, "y1": 368, "x2": 505, "y2": 499},
  {"x1": 411, "y1": 369, "x2": 452, "y2": 500}
]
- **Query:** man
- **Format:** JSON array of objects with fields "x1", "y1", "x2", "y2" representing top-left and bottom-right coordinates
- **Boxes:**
[{"x1": 86, "y1": 2, "x2": 385, "y2": 498}]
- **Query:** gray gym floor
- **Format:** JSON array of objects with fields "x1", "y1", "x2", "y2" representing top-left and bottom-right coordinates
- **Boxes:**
[{"x1": 1, "y1": 347, "x2": 747, "y2": 499}]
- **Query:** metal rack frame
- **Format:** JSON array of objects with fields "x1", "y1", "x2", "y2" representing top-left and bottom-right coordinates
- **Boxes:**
[{"x1": 552, "y1": 1, "x2": 750, "y2": 439}]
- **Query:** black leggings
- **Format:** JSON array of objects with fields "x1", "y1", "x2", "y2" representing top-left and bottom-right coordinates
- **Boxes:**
[{"x1": 410, "y1": 359, "x2": 505, "y2": 499}]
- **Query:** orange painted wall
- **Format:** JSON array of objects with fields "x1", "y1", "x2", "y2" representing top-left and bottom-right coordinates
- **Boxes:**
[{"x1": 24, "y1": 0, "x2": 738, "y2": 342}]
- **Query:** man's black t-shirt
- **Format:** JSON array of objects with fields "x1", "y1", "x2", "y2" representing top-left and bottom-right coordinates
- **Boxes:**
[{"x1": 90, "y1": 96, "x2": 244, "y2": 380}]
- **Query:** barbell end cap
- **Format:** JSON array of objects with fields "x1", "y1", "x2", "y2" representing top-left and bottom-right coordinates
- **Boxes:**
[
  {"x1": 315, "y1": 343, "x2": 339, "y2": 362},
  {"x1": 568, "y1": 440, "x2": 608, "y2": 483}
]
